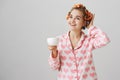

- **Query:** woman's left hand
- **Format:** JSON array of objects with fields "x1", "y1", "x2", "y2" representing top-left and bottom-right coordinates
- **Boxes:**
[{"x1": 87, "y1": 14, "x2": 95, "y2": 29}]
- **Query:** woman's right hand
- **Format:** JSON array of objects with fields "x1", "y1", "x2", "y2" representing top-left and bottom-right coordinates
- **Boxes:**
[{"x1": 48, "y1": 46, "x2": 58, "y2": 58}]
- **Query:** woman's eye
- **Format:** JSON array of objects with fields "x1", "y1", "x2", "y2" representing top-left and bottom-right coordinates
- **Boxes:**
[
  {"x1": 69, "y1": 16, "x2": 72, "y2": 18},
  {"x1": 76, "y1": 17, "x2": 80, "y2": 20}
]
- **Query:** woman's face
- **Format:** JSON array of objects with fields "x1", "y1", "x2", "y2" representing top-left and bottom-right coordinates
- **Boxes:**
[{"x1": 67, "y1": 9, "x2": 85, "y2": 31}]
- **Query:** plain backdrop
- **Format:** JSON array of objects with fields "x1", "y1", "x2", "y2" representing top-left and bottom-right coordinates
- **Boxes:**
[{"x1": 0, "y1": 0, "x2": 120, "y2": 80}]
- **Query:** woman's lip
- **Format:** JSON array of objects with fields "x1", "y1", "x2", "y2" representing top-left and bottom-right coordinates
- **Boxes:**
[
  {"x1": 70, "y1": 24, "x2": 76, "y2": 26},
  {"x1": 70, "y1": 25, "x2": 76, "y2": 28},
  {"x1": 69, "y1": 23, "x2": 76, "y2": 27}
]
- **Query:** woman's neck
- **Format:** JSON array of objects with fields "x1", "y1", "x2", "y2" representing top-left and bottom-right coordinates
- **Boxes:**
[
  {"x1": 70, "y1": 30, "x2": 82, "y2": 39},
  {"x1": 69, "y1": 30, "x2": 82, "y2": 49}
]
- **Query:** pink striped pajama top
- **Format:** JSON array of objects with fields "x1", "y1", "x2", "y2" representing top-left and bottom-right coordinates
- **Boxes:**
[{"x1": 48, "y1": 26, "x2": 110, "y2": 80}]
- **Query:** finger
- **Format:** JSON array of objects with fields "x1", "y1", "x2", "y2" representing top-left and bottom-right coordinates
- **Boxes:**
[
  {"x1": 48, "y1": 46, "x2": 57, "y2": 48},
  {"x1": 48, "y1": 46, "x2": 57, "y2": 50},
  {"x1": 48, "y1": 47, "x2": 53, "y2": 50}
]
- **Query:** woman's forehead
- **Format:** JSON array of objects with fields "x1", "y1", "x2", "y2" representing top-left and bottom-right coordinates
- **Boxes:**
[{"x1": 70, "y1": 9, "x2": 83, "y2": 17}]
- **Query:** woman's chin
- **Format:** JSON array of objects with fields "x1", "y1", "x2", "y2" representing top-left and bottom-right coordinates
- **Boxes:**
[
  {"x1": 70, "y1": 28, "x2": 77, "y2": 31},
  {"x1": 69, "y1": 26, "x2": 76, "y2": 29},
  {"x1": 69, "y1": 27, "x2": 81, "y2": 31},
  {"x1": 69, "y1": 26, "x2": 79, "y2": 31}
]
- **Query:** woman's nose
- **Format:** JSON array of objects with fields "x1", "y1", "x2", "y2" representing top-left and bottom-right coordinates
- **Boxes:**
[{"x1": 71, "y1": 18, "x2": 75, "y2": 23}]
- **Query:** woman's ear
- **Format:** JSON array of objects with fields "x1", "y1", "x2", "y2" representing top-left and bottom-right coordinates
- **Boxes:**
[
  {"x1": 83, "y1": 20, "x2": 86, "y2": 26},
  {"x1": 83, "y1": 20, "x2": 86, "y2": 27},
  {"x1": 82, "y1": 20, "x2": 86, "y2": 30}
]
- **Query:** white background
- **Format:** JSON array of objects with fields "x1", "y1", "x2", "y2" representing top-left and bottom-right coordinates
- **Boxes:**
[{"x1": 0, "y1": 0, "x2": 120, "y2": 80}]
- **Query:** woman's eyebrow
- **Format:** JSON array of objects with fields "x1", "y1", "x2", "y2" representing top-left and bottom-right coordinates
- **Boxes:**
[
  {"x1": 76, "y1": 15, "x2": 82, "y2": 18},
  {"x1": 70, "y1": 14, "x2": 82, "y2": 18}
]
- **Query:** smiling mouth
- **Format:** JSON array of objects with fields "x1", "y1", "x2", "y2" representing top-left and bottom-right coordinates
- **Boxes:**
[
  {"x1": 70, "y1": 23, "x2": 76, "y2": 26},
  {"x1": 70, "y1": 24, "x2": 76, "y2": 27}
]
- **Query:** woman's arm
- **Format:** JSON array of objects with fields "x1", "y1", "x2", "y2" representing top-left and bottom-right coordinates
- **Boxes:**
[
  {"x1": 48, "y1": 44, "x2": 60, "y2": 70},
  {"x1": 86, "y1": 14, "x2": 110, "y2": 49},
  {"x1": 88, "y1": 26, "x2": 110, "y2": 49},
  {"x1": 48, "y1": 51, "x2": 60, "y2": 70}
]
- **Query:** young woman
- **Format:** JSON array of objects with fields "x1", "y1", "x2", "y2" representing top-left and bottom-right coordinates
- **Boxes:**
[{"x1": 48, "y1": 3, "x2": 110, "y2": 80}]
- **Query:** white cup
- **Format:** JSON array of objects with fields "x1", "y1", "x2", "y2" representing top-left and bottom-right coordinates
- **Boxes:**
[{"x1": 47, "y1": 37, "x2": 59, "y2": 46}]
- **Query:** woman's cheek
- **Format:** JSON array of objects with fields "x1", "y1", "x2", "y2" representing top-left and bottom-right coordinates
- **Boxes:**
[
  {"x1": 67, "y1": 19, "x2": 71, "y2": 24},
  {"x1": 67, "y1": 20, "x2": 71, "y2": 26}
]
